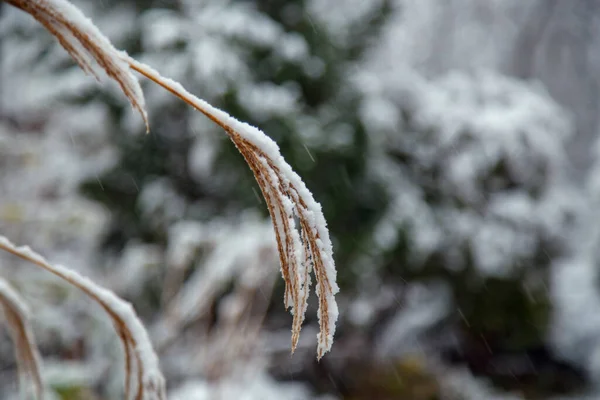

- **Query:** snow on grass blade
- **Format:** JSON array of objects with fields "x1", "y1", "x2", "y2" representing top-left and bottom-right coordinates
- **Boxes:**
[
  {"x1": 0, "y1": 236, "x2": 166, "y2": 400},
  {"x1": 127, "y1": 59, "x2": 339, "y2": 359},
  {"x1": 4, "y1": 0, "x2": 149, "y2": 131},
  {"x1": 4, "y1": 0, "x2": 339, "y2": 360},
  {"x1": 0, "y1": 278, "x2": 44, "y2": 400}
]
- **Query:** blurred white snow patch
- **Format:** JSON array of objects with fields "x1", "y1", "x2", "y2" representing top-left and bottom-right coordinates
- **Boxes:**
[
  {"x1": 175, "y1": 3, "x2": 283, "y2": 96},
  {"x1": 188, "y1": 135, "x2": 218, "y2": 183},
  {"x1": 328, "y1": 122, "x2": 355, "y2": 149},
  {"x1": 1, "y1": 115, "x2": 115, "y2": 200},
  {"x1": 488, "y1": 191, "x2": 535, "y2": 221},
  {"x1": 138, "y1": 178, "x2": 187, "y2": 228},
  {"x1": 153, "y1": 214, "x2": 278, "y2": 354},
  {"x1": 586, "y1": 134, "x2": 600, "y2": 198},
  {"x1": 436, "y1": 364, "x2": 524, "y2": 400},
  {"x1": 295, "y1": 115, "x2": 322, "y2": 144},
  {"x1": 551, "y1": 255, "x2": 600, "y2": 377},
  {"x1": 370, "y1": 171, "x2": 441, "y2": 259},
  {"x1": 348, "y1": 296, "x2": 376, "y2": 327},
  {"x1": 0, "y1": 119, "x2": 110, "y2": 263},
  {"x1": 375, "y1": 281, "x2": 451, "y2": 360},
  {"x1": 167, "y1": 217, "x2": 275, "y2": 325},
  {"x1": 237, "y1": 82, "x2": 300, "y2": 122},
  {"x1": 359, "y1": 95, "x2": 401, "y2": 136},
  {"x1": 197, "y1": 3, "x2": 280, "y2": 48},
  {"x1": 2, "y1": 62, "x2": 95, "y2": 114},
  {"x1": 364, "y1": 67, "x2": 575, "y2": 277},
  {"x1": 49, "y1": 102, "x2": 112, "y2": 141},
  {"x1": 417, "y1": 72, "x2": 571, "y2": 204},
  {"x1": 141, "y1": 9, "x2": 186, "y2": 50},
  {"x1": 43, "y1": 360, "x2": 103, "y2": 389},
  {"x1": 308, "y1": 0, "x2": 385, "y2": 46},
  {"x1": 95, "y1": 3, "x2": 136, "y2": 42},
  {"x1": 302, "y1": 56, "x2": 326, "y2": 79},
  {"x1": 110, "y1": 242, "x2": 163, "y2": 296},
  {"x1": 191, "y1": 38, "x2": 247, "y2": 96},
  {"x1": 352, "y1": 64, "x2": 424, "y2": 108},
  {"x1": 471, "y1": 220, "x2": 536, "y2": 277},
  {"x1": 366, "y1": 0, "x2": 533, "y2": 75},
  {"x1": 169, "y1": 372, "x2": 314, "y2": 400},
  {"x1": 277, "y1": 33, "x2": 309, "y2": 62},
  {"x1": 263, "y1": 325, "x2": 320, "y2": 356},
  {"x1": 166, "y1": 221, "x2": 208, "y2": 270}
]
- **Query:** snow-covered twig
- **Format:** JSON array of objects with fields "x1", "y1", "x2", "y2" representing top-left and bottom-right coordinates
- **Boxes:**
[
  {"x1": 0, "y1": 236, "x2": 166, "y2": 400},
  {"x1": 0, "y1": 278, "x2": 44, "y2": 400}
]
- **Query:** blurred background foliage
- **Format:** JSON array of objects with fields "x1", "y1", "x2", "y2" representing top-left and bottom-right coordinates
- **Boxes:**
[{"x1": 2, "y1": 0, "x2": 600, "y2": 399}]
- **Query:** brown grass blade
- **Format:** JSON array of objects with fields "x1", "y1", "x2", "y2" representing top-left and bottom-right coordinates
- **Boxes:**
[
  {"x1": 0, "y1": 278, "x2": 44, "y2": 399},
  {"x1": 127, "y1": 59, "x2": 340, "y2": 359},
  {"x1": 4, "y1": 0, "x2": 339, "y2": 360},
  {"x1": 0, "y1": 236, "x2": 166, "y2": 400},
  {"x1": 4, "y1": 0, "x2": 149, "y2": 132}
]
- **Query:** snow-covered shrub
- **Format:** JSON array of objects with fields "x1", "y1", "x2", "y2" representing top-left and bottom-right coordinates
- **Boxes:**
[
  {"x1": 361, "y1": 70, "x2": 575, "y2": 277},
  {"x1": 353, "y1": 62, "x2": 580, "y2": 373}
]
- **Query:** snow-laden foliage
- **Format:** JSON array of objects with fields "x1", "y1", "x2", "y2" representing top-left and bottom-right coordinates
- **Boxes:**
[
  {"x1": 357, "y1": 70, "x2": 576, "y2": 277},
  {"x1": 346, "y1": 11, "x2": 583, "y2": 387},
  {"x1": 552, "y1": 110, "x2": 600, "y2": 381},
  {"x1": 169, "y1": 371, "x2": 312, "y2": 400},
  {"x1": 368, "y1": 0, "x2": 534, "y2": 75}
]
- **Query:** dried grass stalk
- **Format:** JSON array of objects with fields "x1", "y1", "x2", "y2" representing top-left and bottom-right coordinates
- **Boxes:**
[
  {"x1": 0, "y1": 236, "x2": 166, "y2": 400},
  {"x1": 0, "y1": 278, "x2": 44, "y2": 399},
  {"x1": 127, "y1": 60, "x2": 339, "y2": 359},
  {"x1": 3, "y1": 0, "x2": 339, "y2": 359},
  {"x1": 4, "y1": 0, "x2": 149, "y2": 131}
]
